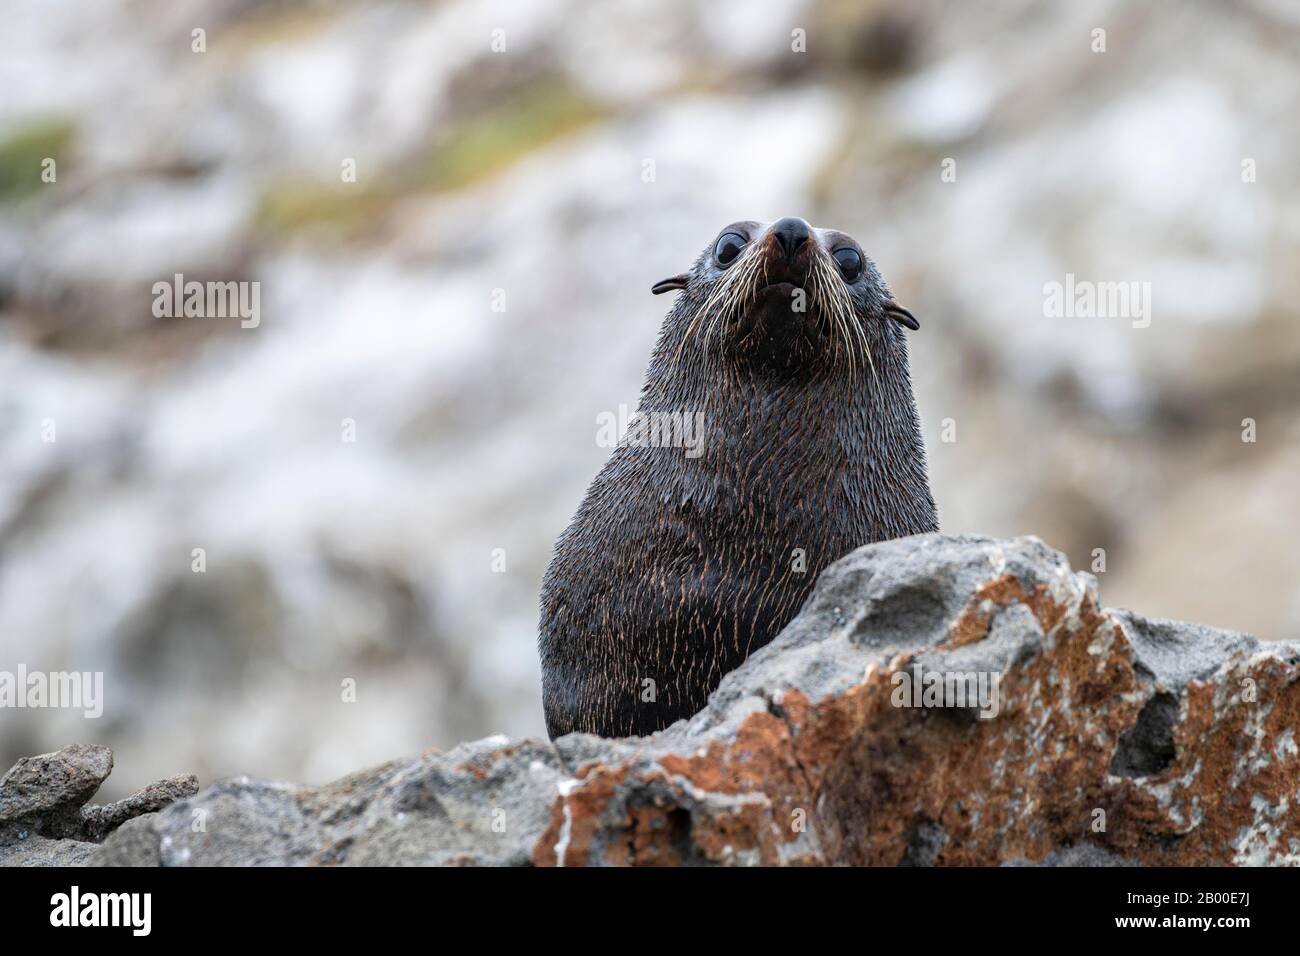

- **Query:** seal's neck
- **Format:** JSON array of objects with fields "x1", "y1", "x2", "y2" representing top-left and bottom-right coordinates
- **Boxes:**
[{"x1": 641, "y1": 307, "x2": 917, "y2": 419}]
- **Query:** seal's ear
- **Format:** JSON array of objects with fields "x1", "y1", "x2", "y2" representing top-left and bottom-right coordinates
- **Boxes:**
[
  {"x1": 651, "y1": 274, "x2": 689, "y2": 295},
  {"x1": 885, "y1": 301, "x2": 920, "y2": 331}
]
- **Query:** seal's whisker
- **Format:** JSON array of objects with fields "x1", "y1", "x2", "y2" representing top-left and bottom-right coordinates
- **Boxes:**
[
  {"x1": 705, "y1": 247, "x2": 762, "y2": 351},
  {"x1": 811, "y1": 253, "x2": 857, "y2": 379},
  {"x1": 680, "y1": 244, "x2": 758, "y2": 359},
  {"x1": 852, "y1": 286, "x2": 875, "y2": 380},
  {"x1": 827, "y1": 262, "x2": 857, "y2": 377},
  {"x1": 808, "y1": 261, "x2": 839, "y2": 372},
  {"x1": 817, "y1": 249, "x2": 874, "y2": 381}
]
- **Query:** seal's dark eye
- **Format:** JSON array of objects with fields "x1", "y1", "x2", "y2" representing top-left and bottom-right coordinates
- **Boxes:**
[
  {"x1": 833, "y1": 247, "x2": 863, "y2": 281},
  {"x1": 714, "y1": 232, "x2": 747, "y2": 267}
]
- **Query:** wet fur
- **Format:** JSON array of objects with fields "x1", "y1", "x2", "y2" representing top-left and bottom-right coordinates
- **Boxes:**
[{"x1": 539, "y1": 232, "x2": 938, "y2": 738}]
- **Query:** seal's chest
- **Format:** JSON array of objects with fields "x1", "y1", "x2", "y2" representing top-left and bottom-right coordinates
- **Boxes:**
[{"x1": 658, "y1": 446, "x2": 854, "y2": 529}]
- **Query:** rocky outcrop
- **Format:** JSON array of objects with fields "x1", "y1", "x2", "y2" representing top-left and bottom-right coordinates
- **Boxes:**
[
  {"x1": 3, "y1": 534, "x2": 1297, "y2": 866},
  {"x1": 0, "y1": 744, "x2": 197, "y2": 865}
]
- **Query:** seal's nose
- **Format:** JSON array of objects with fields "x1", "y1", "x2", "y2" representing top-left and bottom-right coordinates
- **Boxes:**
[{"x1": 771, "y1": 217, "x2": 811, "y2": 259}]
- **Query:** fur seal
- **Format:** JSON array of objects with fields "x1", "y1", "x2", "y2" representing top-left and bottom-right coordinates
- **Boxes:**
[{"x1": 539, "y1": 217, "x2": 938, "y2": 739}]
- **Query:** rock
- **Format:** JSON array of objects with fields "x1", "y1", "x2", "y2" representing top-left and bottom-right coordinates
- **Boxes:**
[
  {"x1": 8, "y1": 534, "x2": 1300, "y2": 867},
  {"x1": 91, "y1": 814, "x2": 163, "y2": 867},
  {"x1": 78, "y1": 774, "x2": 202, "y2": 843},
  {"x1": 97, "y1": 740, "x2": 574, "y2": 867},
  {"x1": 1003, "y1": 845, "x2": 1138, "y2": 867},
  {"x1": 0, "y1": 744, "x2": 197, "y2": 865},
  {"x1": 0, "y1": 834, "x2": 99, "y2": 867},
  {"x1": 0, "y1": 743, "x2": 113, "y2": 826}
]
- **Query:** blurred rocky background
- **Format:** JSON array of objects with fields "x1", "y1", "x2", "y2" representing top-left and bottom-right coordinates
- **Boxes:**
[{"x1": 1, "y1": 0, "x2": 1298, "y2": 798}]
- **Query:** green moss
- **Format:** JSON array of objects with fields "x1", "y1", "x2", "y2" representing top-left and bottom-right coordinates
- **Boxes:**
[
  {"x1": 255, "y1": 181, "x2": 384, "y2": 236},
  {"x1": 0, "y1": 119, "x2": 76, "y2": 201},
  {"x1": 421, "y1": 78, "x2": 604, "y2": 192},
  {"x1": 256, "y1": 75, "x2": 604, "y2": 239}
]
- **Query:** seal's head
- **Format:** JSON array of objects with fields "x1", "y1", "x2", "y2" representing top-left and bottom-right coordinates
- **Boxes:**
[{"x1": 652, "y1": 217, "x2": 917, "y2": 375}]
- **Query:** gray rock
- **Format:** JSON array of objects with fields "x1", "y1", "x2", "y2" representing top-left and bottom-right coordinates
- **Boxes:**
[
  {"x1": 8, "y1": 535, "x2": 1300, "y2": 867},
  {"x1": 1004, "y1": 845, "x2": 1138, "y2": 867},
  {"x1": 93, "y1": 738, "x2": 573, "y2": 866},
  {"x1": 0, "y1": 833, "x2": 99, "y2": 867},
  {"x1": 0, "y1": 743, "x2": 113, "y2": 826},
  {"x1": 79, "y1": 774, "x2": 201, "y2": 842},
  {"x1": 0, "y1": 743, "x2": 196, "y2": 865},
  {"x1": 93, "y1": 813, "x2": 163, "y2": 867}
]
